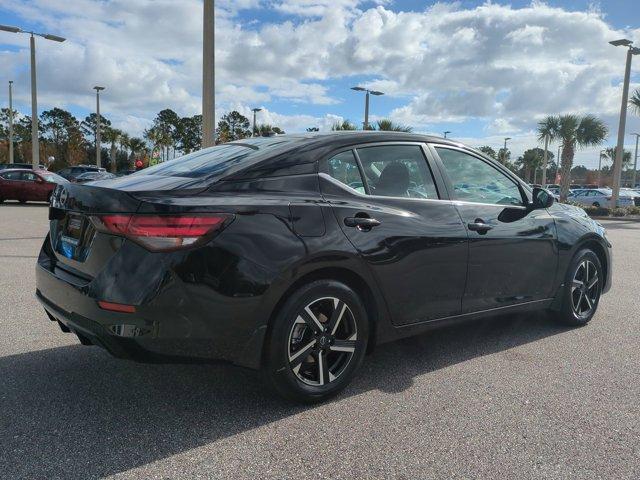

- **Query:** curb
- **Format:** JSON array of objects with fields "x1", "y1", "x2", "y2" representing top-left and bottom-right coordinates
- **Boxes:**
[{"x1": 590, "y1": 216, "x2": 640, "y2": 222}]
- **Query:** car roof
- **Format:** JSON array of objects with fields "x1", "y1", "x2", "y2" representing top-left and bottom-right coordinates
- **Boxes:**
[
  {"x1": 0, "y1": 168, "x2": 46, "y2": 173},
  {"x1": 224, "y1": 132, "x2": 466, "y2": 180}
]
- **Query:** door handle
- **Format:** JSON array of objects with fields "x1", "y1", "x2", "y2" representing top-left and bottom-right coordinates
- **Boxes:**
[
  {"x1": 467, "y1": 219, "x2": 492, "y2": 233},
  {"x1": 344, "y1": 216, "x2": 381, "y2": 230}
]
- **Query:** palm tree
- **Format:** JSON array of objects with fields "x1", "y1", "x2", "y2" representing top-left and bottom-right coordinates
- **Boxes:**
[
  {"x1": 118, "y1": 132, "x2": 130, "y2": 158},
  {"x1": 604, "y1": 147, "x2": 632, "y2": 171},
  {"x1": 375, "y1": 119, "x2": 413, "y2": 132},
  {"x1": 630, "y1": 89, "x2": 640, "y2": 116},
  {"x1": 331, "y1": 120, "x2": 357, "y2": 131},
  {"x1": 128, "y1": 137, "x2": 146, "y2": 169},
  {"x1": 102, "y1": 127, "x2": 122, "y2": 173},
  {"x1": 537, "y1": 114, "x2": 608, "y2": 200}
]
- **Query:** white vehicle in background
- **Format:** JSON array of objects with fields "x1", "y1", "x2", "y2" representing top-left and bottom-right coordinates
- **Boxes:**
[
  {"x1": 570, "y1": 188, "x2": 634, "y2": 208},
  {"x1": 619, "y1": 188, "x2": 640, "y2": 206}
]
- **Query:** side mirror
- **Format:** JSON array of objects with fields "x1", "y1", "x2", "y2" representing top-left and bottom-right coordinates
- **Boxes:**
[{"x1": 531, "y1": 187, "x2": 554, "y2": 209}]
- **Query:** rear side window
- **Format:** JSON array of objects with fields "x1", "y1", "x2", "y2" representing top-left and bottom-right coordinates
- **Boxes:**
[
  {"x1": 326, "y1": 151, "x2": 365, "y2": 193},
  {"x1": 356, "y1": 145, "x2": 439, "y2": 199}
]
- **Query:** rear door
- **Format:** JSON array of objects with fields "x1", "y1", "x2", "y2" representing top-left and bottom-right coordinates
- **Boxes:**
[
  {"x1": 319, "y1": 142, "x2": 468, "y2": 326},
  {"x1": 21, "y1": 171, "x2": 40, "y2": 200},
  {"x1": 430, "y1": 145, "x2": 557, "y2": 313}
]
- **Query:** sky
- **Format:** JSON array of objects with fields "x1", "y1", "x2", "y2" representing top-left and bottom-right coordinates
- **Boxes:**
[{"x1": 0, "y1": 0, "x2": 639, "y2": 168}]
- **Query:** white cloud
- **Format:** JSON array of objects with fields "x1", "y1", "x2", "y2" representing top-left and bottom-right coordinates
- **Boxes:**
[{"x1": 0, "y1": 0, "x2": 639, "y2": 161}]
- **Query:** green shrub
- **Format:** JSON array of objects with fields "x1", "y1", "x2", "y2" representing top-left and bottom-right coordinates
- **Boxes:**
[
  {"x1": 582, "y1": 205, "x2": 610, "y2": 217},
  {"x1": 626, "y1": 206, "x2": 640, "y2": 216},
  {"x1": 611, "y1": 207, "x2": 627, "y2": 217}
]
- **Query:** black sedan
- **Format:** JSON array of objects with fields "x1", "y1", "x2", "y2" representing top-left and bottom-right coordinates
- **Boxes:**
[{"x1": 36, "y1": 133, "x2": 611, "y2": 402}]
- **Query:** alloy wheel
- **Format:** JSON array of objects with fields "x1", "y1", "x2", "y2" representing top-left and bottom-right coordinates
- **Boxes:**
[
  {"x1": 287, "y1": 296, "x2": 357, "y2": 386},
  {"x1": 571, "y1": 260, "x2": 599, "y2": 318}
]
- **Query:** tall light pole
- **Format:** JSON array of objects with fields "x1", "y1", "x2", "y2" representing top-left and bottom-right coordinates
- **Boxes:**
[
  {"x1": 202, "y1": 0, "x2": 215, "y2": 148},
  {"x1": 502, "y1": 137, "x2": 511, "y2": 164},
  {"x1": 351, "y1": 86, "x2": 384, "y2": 130},
  {"x1": 632, "y1": 133, "x2": 640, "y2": 188},
  {"x1": 609, "y1": 39, "x2": 640, "y2": 203},
  {"x1": 93, "y1": 86, "x2": 105, "y2": 167},
  {"x1": 597, "y1": 149, "x2": 607, "y2": 187},
  {"x1": 0, "y1": 25, "x2": 66, "y2": 167},
  {"x1": 541, "y1": 134, "x2": 550, "y2": 186},
  {"x1": 8, "y1": 80, "x2": 14, "y2": 164},
  {"x1": 251, "y1": 107, "x2": 262, "y2": 136},
  {"x1": 556, "y1": 144, "x2": 562, "y2": 184},
  {"x1": 443, "y1": 131, "x2": 451, "y2": 139}
]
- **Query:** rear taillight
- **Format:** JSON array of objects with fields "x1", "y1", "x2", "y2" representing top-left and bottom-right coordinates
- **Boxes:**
[{"x1": 90, "y1": 214, "x2": 231, "y2": 251}]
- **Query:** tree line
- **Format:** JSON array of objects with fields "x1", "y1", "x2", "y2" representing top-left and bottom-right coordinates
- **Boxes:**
[{"x1": 0, "y1": 108, "x2": 285, "y2": 171}]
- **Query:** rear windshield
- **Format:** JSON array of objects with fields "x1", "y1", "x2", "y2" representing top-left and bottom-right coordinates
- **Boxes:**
[
  {"x1": 41, "y1": 172, "x2": 67, "y2": 183},
  {"x1": 136, "y1": 137, "x2": 296, "y2": 179}
]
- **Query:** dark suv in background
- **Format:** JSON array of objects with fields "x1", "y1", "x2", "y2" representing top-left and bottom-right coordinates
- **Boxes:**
[{"x1": 56, "y1": 165, "x2": 106, "y2": 182}]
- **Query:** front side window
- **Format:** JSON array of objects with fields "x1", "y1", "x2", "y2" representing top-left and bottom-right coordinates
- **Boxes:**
[
  {"x1": 326, "y1": 150, "x2": 365, "y2": 193},
  {"x1": 435, "y1": 148, "x2": 523, "y2": 206},
  {"x1": 1, "y1": 171, "x2": 22, "y2": 180},
  {"x1": 356, "y1": 145, "x2": 439, "y2": 199},
  {"x1": 22, "y1": 172, "x2": 37, "y2": 182}
]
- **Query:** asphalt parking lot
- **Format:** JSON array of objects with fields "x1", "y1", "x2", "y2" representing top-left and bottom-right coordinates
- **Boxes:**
[{"x1": 0, "y1": 202, "x2": 639, "y2": 479}]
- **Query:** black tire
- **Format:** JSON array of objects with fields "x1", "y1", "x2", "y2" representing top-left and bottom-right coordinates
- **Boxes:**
[
  {"x1": 552, "y1": 249, "x2": 603, "y2": 326},
  {"x1": 264, "y1": 280, "x2": 369, "y2": 403},
  {"x1": 592, "y1": 202, "x2": 600, "y2": 207}
]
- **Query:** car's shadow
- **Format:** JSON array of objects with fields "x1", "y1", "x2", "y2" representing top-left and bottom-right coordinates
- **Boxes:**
[
  {"x1": 0, "y1": 312, "x2": 569, "y2": 478},
  {"x1": 0, "y1": 201, "x2": 49, "y2": 207}
]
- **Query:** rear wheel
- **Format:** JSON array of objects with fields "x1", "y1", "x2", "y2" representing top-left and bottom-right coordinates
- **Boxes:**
[
  {"x1": 592, "y1": 202, "x2": 600, "y2": 207},
  {"x1": 264, "y1": 280, "x2": 369, "y2": 403},
  {"x1": 552, "y1": 249, "x2": 602, "y2": 326}
]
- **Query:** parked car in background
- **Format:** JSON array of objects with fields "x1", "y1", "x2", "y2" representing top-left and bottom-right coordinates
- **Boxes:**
[
  {"x1": 56, "y1": 165, "x2": 105, "y2": 182},
  {"x1": 0, "y1": 163, "x2": 47, "y2": 171},
  {"x1": 0, "y1": 169, "x2": 67, "y2": 203},
  {"x1": 570, "y1": 188, "x2": 634, "y2": 208},
  {"x1": 74, "y1": 171, "x2": 117, "y2": 184},
  {"x1": 37, "y1": 133, "x2": 611, "y2": 402},
  {"x1": 619, "y1": 188, "x2": 640, "y2": 206}
]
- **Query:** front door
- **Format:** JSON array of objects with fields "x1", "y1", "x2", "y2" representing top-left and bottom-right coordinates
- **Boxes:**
[
  {"x1": 431, "y1": 146, "x2": 558, "y2": 313},
  {"x1": 319, "y1": 143, "x2": 468, "y2": 326}
]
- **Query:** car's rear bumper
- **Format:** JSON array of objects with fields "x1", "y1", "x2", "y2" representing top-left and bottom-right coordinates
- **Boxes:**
[{"x1": 35, "y1": 234, "x2": 269, "y2": 368}]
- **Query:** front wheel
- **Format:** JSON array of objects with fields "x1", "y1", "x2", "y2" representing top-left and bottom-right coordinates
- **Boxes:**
[
  {"x1": 552, "y1": 249, "x2": 602, "y2": 326},
  {"x1": 264, "y1": 280, "x2": 369, "y2": 403}
]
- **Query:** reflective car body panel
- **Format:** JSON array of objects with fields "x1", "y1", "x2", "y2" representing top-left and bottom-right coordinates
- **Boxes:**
[{"x1": 35, "y1": 133, "x2": 612, "y2": 368}]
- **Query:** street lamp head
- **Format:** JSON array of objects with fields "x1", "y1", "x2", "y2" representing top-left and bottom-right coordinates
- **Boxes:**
[
  {"x1": 43, "y1": 33, "x2": 66, "y2": 42},
  {"x1": 609, "y1": 39, "x2": 633, "y2": 47},
  {"x1": 369, "y1": 90, "x2": 384, "y2": 96},
  {"x1": 251, "y1": 107, "x2": 262, "y2": 113},
  {"x1": 93, "y1": 86, "x2": 105, "y2": 92},
  {"x1": 351, "y1": 86, "x2": 366, "y2": 92},
  {"x1": 0, "y1": 24, "x2": 22, "y2": 33},
  {"x1": 505, "y1": 137, "x2": 512, "y2": 141}
]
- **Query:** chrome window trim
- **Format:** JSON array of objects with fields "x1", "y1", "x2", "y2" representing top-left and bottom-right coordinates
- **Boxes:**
[{"x1": 319, "y1": 172, "x2": 450, "y2": 205}]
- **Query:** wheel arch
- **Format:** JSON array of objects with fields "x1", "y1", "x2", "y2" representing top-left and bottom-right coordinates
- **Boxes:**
[
  {"x1": 576, "y1": 237, "x2": 609, "y2": 289},
  {"x1": 263, "y1": 265, "x2": 384, "y2": 363}
]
